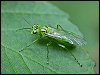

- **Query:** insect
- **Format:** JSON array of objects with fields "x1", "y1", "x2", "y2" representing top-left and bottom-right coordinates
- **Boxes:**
[{"x1": 16, "y1": 18, "x2": 86, "y2": 67}]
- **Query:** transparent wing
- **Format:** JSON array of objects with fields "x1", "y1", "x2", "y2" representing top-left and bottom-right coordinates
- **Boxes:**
[
  {"x1": 46, "y1": 27, "x2": 86, "y2": 46},
  {"x1": 64, "y1": 32, "x2": 87, "y2": 46}
]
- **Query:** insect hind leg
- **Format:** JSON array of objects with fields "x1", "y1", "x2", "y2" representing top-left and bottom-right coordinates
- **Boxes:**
[
  {"x1": 65, "y1": 48, "x2": 82, "y2": 67},
  {"x1": 58, "y1": 44, "x2": 82, "y2": 67}
]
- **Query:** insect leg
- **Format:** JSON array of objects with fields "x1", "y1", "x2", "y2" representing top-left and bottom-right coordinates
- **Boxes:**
[
  {"x1": 65, "y1": 48, "x2": 82, "y2": 67},
  {"x1": 57, "y1": 25, "x2": 64, "y2": 30},
  {"x1": 19, "y1": 38, "x2": 40, "y2": 52},
  {"x1": 46, "y1": 42, "x2": 52, "y2": 64},
  {"x1": 58, "y1": 44, "x2": 82, "y2": 67}
]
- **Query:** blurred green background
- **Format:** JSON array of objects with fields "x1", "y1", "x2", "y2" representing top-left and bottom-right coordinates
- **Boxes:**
[{"x1": 50, "y1": 1, "x2": 99, "y2": 74}]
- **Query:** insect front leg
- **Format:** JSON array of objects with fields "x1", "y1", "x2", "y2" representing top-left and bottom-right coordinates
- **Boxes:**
[
  {"x1": 46, "y1": 42, "x2": 52, "y2": 64},
  {"x1": 57, "y1": 25, "x2": 64, "y2": 30},
  {"x1": 19, "y1": 38, "x2": 40, "y2": 52}
]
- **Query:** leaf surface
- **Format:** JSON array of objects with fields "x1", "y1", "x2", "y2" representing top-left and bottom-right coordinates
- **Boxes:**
[{"x1": 1, "y1": 1, "x2": 95, "y2": 74}]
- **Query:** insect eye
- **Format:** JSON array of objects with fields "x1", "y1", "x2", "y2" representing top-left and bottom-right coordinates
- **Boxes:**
[
  {"x1": 35, "y1": 28, "x2": 37, "y2": 30},
  {"x1": 33, "y1": 32, "x2": 37, "y2": 34},
  {"x1": 33, "y1": 30, "x2": 37, "y2": 34}
]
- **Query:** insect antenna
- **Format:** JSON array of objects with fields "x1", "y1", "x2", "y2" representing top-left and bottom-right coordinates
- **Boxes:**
[
  {"x1": 23, "y1": 17, "x2": 33, "y2": 26},
  {"x1": 16, "y1": 17, "x2": 33, "y2": 31},
  {"x1": 16, "y1": 28, "x2": 31, "y2": 31}
]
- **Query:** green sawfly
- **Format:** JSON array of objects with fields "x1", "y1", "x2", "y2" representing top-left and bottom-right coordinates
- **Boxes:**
[{"x1": 16, "y1": 18, "x2": 86, "y2": 67}]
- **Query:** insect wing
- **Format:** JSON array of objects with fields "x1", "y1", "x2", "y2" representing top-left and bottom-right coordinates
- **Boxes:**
[{"x1": 65, "y1": 32, "x2": 86, "y2": 46}]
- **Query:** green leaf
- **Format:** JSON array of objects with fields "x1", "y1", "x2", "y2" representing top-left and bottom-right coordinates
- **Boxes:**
[{"x1": 1, "y1": 1, "x2": 95, "y2": 74}]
